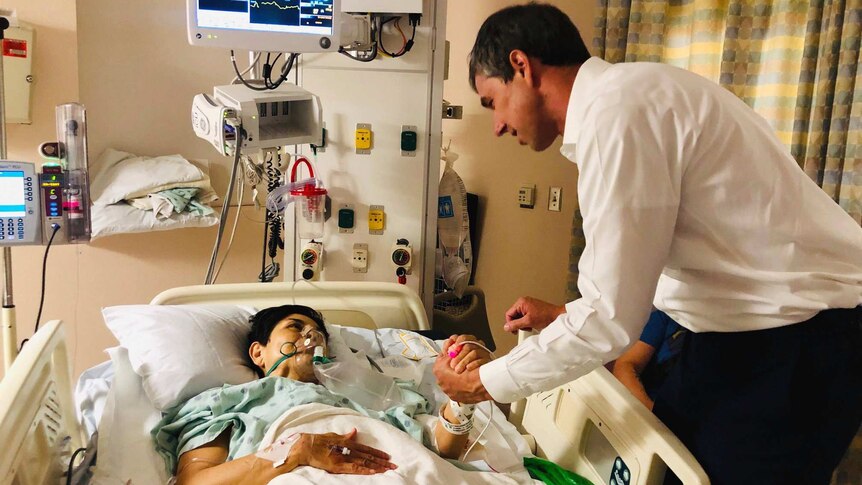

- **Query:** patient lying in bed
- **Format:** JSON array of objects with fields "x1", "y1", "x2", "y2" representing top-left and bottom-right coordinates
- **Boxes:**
[{"x1": 153, "y1": 305, "x2": 519, "y2": 485}]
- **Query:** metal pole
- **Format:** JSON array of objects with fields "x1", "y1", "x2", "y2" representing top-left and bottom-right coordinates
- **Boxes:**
[{"x1": 0, "y1": 16, "x2": 18, "y2": 371}]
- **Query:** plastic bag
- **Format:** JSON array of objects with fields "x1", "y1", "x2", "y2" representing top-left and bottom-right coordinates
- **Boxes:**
[{"x1": 524, "y1": 456, "x2": 594, "y2": 485}]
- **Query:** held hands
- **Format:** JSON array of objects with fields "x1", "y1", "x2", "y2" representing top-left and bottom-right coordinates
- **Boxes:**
[
  {"x1": 433, "y1": 340, "x2": 493, "y2": 404},
  {"x1": 442, "y1": 334, "x2": 491, "y2": 374},
  {"x1": 504, "y1": 297, "x2": 566, "y2": 334},
  {"x1": 289, "y1": 429, "x2": 396, "y2": 475}
]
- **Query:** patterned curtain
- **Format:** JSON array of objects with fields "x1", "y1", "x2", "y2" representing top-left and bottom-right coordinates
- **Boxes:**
[{"x1": 567, "y1": 0, "x2": 862, "y2": 302}]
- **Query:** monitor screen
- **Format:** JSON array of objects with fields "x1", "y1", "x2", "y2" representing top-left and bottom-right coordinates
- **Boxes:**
[
  {"x1": 197, "y1": 0, "x2": 334, "y2": 36},
  {"x1": 0, "y1": 170, "x2": 26, "y2": 217}
]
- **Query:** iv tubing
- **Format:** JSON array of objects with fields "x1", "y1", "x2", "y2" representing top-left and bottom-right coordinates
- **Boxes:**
[{"x1": 205, "y1": 130, "x2": 243, "y2": 285}]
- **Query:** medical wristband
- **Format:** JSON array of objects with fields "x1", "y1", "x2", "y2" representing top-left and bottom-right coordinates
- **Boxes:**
[{"x1": 439, "y1": 403, "x2": 474, "y2": 435}]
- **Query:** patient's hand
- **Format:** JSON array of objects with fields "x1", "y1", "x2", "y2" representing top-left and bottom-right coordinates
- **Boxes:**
[
  {"x1": 290, "y1": 429, "x2": 397, "y2": 475},
  {"x1": 443, "y1": 334, "x2": 491, "y2": 374}
]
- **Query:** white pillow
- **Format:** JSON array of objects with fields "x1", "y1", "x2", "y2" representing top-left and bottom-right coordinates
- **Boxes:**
[
  {"x1": 91, "y1": 148, "x2": 208, "y2": 206},
  {"x1": 103, "y1": 304, "x2": 258, "y2": 410},
  {"x1": 103, "y1": 304, "x2": 367, "y2": 410}
]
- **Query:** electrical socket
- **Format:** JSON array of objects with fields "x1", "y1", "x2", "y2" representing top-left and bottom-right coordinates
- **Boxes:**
[
  {"x1": 518, "y1": 184, "x2": 535, "y2": 209},
  {"x1": 549, "y1": 187, "x2": 562, "y2": 212},
  {"x1": 352, "y1": 243, "x2": 368, "y2": 273}
]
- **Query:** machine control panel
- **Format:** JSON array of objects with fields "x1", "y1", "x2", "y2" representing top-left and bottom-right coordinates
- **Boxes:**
[{"x1": 0, "y1": 161, "x2": 42, "y2": 245}]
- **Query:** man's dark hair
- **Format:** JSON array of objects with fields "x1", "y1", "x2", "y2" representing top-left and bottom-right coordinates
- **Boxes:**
[
  {"x1": 469, "y1": 2, "x2": 590, "y2": 91},
  {"x1": 246, "y1": 304, "x2": 329, "y2": 376}
]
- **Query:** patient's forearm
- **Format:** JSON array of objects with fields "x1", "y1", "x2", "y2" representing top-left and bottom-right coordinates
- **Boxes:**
[
  {"x1": 613, "y1": 362, "x2": 654, "y2": 410},
  {"x1": 434, "y1": 401, "x2": 471, "y2": 459},
  {"x1": 176, "y1": 453, "x2": 298, "y2": 485}
]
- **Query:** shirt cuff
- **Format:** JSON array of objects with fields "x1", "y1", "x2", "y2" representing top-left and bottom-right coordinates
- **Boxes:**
[{"x1": 479, "y1": 357, "x2": 524, "y2": 404}]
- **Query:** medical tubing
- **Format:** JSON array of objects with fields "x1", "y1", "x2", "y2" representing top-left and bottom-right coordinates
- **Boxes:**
[
  {"x1": 231, "y1": 52, "x2": 262, "y2": 84},
  {"x1": 205, "y1": 130, "x2": 243, "y2": 285},
  {"x1": 32, "y1": 223, "x2": 61, "y2": 339},
  {"x1": 446, "y1": 340, "x2": 497, "y2": 461},
  {"x1": 265, "y1": 178, "x2": 318, "y2": 213},
  {"x1": 211, "y1": 170, "x2": 244, "y2": 282},
  {"x1": 462, "y1": 403, "x2": 492, "y2": 462}
]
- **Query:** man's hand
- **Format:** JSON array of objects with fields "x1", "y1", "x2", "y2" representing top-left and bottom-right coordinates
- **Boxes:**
[
  {"x1": 504, "y1": 297, "x2": 566, "y2": 333},
  {"x1": 441, "y1": 334, "x2": 491, "y2": 374},
  {"x1": 433, "y1": 352, "x2": 493, "y2": 404}
]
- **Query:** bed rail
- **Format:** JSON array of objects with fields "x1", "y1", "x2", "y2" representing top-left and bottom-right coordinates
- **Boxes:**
[
  {"x1": 511, "y1": 332, "x2": 709, "y2": 485},
  {"x1": 0, "y1": 320, "x2": 86, "y2": 485}
]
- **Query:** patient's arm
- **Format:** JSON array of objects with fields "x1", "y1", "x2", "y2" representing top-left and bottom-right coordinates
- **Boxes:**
[
  {"x1": 611, "y1": 341, "x2": 656, "y2": 410},
  {"x1": 175, "y1": 429, "x2": 396, "y2": 485},
  {"x1": 175, "y1": 429, "x2": 282, "y2": 485},
  {"x1": 434, "y1": 401, "x2": 472, "y2": 460}
]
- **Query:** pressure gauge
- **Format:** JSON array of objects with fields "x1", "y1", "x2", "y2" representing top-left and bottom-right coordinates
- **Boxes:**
[{"x1": 392, "y1": 248, "x2": 411, "y2": 266}]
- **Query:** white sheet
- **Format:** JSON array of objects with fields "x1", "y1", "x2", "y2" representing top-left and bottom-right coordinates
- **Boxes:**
[
  {"x1": 90, "y1": 347, "x2": 169, "y2": 485},
  {"x1": 90, "y1": 201, "x2": 219, "y2": 239},
  {"x1": 85, "y1": 327, "x2": 533, "y2": 483},
  {"x1": 74, "y1": 359, "x2": 114, "y2": 440},
  {"x1": 261, "y1": 403, "x2": 539, "y2": 485}
]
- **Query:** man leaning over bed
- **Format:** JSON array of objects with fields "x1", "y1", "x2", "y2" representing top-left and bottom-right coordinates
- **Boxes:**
[{"x1": 433, "y1": 4, "x2": 862, "y2": 485}]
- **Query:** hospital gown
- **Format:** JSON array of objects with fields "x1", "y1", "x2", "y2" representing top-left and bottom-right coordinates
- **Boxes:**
[{"x1": 152, "y1": 376, "x2": 431, "y2": 475}]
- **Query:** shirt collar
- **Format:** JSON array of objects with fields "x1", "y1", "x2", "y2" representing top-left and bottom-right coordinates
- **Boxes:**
[{"x1": 562, "y1": 57, "x2": 612, "y2": 146}]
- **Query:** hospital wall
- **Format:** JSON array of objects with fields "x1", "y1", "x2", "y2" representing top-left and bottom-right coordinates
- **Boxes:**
[
  {"x1": 1, "y1": 0, "x2": 270, "y2": 380},
  {"x1": 1, "y1": 0, "x2": 593, "y2": 379}
]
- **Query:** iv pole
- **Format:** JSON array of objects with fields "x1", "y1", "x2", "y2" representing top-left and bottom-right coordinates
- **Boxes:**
[{"x1": 0, "y1": 15, "x2": 17, "y2": 372}]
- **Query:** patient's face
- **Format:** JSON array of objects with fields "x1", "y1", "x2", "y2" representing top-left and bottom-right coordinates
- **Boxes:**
[{"x1": 251, "y1": 313, "x2": 322, "y2": 382}]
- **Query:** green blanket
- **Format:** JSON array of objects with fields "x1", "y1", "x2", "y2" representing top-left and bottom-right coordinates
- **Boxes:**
[{"x1": 152, "y1": 376, "x2": 431, "y2": 474}]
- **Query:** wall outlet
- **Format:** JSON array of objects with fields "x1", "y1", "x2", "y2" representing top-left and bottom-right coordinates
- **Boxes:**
[
  {"x1": 352, "y1": 243, "x2": 368, "y2": 273},
  {"x1": 518, "y1": 184, "x2": 535, "y2": 209},
  {"x1": 549, "y1": 187, "x2": 562, "y2": 211}
]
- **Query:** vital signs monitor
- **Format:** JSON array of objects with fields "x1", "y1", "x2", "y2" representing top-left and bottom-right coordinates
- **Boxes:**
[{"x1": 187, "y1": 0, "x2": 341, "y2": 52}]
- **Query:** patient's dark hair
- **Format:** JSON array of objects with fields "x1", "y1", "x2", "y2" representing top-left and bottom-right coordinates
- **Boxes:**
[{"x1": 246, "y1": 305, "x2": 329, "y2": 376}]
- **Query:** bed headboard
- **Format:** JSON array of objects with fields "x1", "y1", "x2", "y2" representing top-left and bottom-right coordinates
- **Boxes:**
[{"x1": 150, "y1": 281, "x2": 430, "y2": 331}]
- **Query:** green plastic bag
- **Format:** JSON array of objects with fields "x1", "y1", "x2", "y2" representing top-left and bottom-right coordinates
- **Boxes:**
[{"x1": 524, "y1": 456, "x2": 594, "y2": 485}]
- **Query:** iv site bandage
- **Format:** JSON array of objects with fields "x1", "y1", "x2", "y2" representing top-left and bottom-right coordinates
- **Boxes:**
[{"x1": 256, "y1": 433, "x2": 301, "y2": 468}]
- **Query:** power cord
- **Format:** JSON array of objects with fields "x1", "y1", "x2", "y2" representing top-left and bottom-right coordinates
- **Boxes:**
[
  {"x1": 378, "y1": 14, "x2": 418, "y2": 58},
  {"x1": 66, "y1": 446, "x2": 87, "y2": 485},
  {"x1": 259, "y1": 152, "x2": 282, "y2": 282},
  {"x1": 20, "y1": 223, "x2": 61, "y2": 351},
  {"x1": 230, "y1": 51, "x2": 298, "y2": 91},
  {"x1": 339, "y1": 43, "x2": 378, "y2": 62},
  {"x1": 205, "y1": 122, "x2": 244, "y2": 285}
]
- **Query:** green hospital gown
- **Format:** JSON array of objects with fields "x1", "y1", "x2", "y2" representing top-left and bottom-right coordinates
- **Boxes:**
[{"x1": 152, "y1": 376, "x2": 431, "y2": 474}]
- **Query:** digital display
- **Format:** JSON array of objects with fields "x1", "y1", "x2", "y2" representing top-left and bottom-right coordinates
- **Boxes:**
[
  {"x1": 0, "y1": 171, "x2": 26, "y2": 217},
  {"x1": 197, "y1": 0, "x2": 334, "y2": 35}
]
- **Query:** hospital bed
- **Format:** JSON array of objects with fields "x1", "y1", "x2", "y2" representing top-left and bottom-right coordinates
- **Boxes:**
[{"x1": 0, "y1": 282, "x2": 709, "y2": 484}]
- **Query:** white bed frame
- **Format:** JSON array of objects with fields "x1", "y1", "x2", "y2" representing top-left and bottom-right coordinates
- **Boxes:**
[{"x1": 0, "y1": 282, "x2": 709, "y2": 484}]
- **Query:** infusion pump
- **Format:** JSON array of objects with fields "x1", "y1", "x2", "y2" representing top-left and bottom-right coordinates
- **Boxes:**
[
  {"x1": 0, "y1": 161, "x2": 40, "y2": 245},
  {"x1": 0, "y1": 160, "x2": 89, "y2": 246}
]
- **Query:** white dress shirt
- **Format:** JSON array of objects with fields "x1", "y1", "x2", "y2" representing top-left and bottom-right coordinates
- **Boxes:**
[{"x1": 480, "y1": 57, "x2": 862, "y2": 403}]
